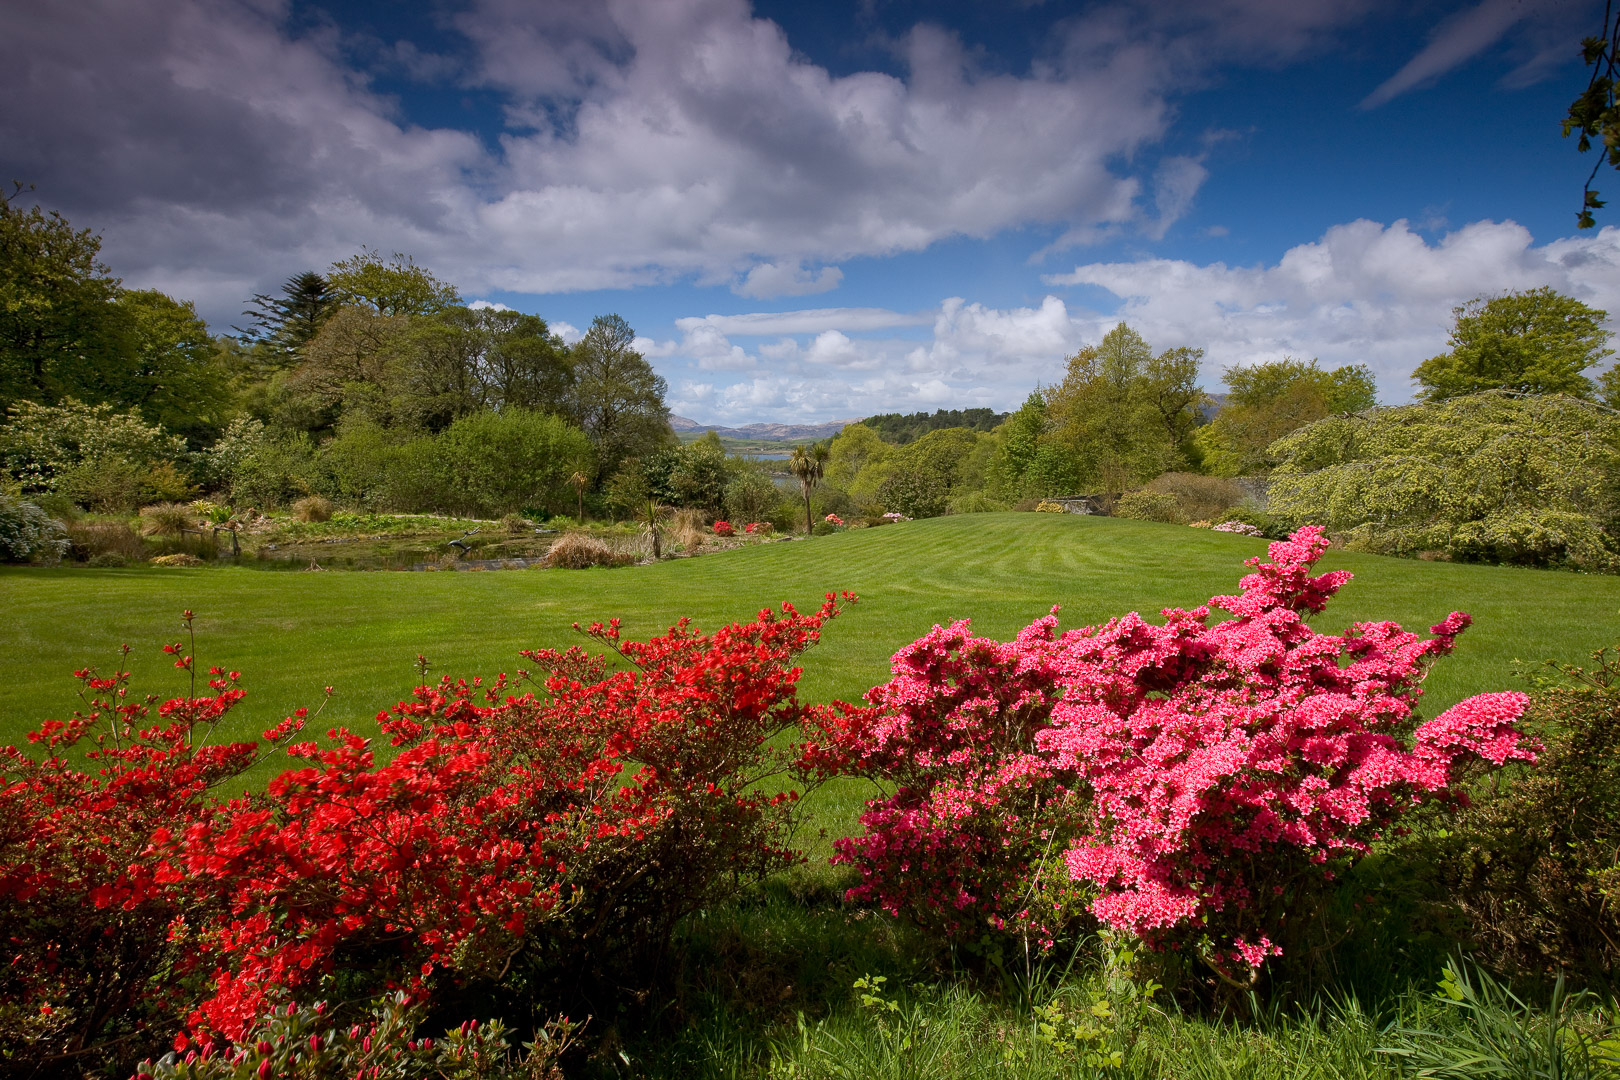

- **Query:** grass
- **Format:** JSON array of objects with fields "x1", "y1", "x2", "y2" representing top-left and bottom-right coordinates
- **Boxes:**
[
  {"x1": 5, "y1": 511, "x2": 1617, "y2": 840},
  {"x1": 8, "y1": 511, "x2": 1619, "y2": 1077},
  {"x1": 6, "y1": 513, "x2": 1615, "y2": 741}
]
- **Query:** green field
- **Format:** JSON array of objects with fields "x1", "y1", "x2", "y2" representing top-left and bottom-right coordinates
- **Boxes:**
[
  {"x1": 7, "y1": 511, "x2": 1619, "y2": 1075},
  {"x1": 5, "y1": 512, "x2": 1615, "y2": 751}
]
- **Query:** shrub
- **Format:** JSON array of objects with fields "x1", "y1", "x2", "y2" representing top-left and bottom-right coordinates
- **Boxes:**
[
  {"x1": 66, "y1": 520, "x2": 148, "y2": 563},
  {"x1": 1212, "y1": 520, "x2": 1265, "y2": 537},
  {"x1": 1268, "y1": 392, "x2": 1620, "y2": 571},
  {"x1": 1034, "y1": 500, "x2": 1065, "y2": 513},
  {"x1": 1431, "y1": 643, "x2": 1620, "y2": 978},
  {"x1": 1113, "y1": 491, "x2": 1180, "y2": 523},
  {"x1": 725, "y1": 469, "x2": 780, "y2": 522},
  {"x1": 0, "y1": 399, "x2": 189, "y2": 498},
  {"x1": 812, "y1": 528, "x2": 1535, "y2": 987},
  {"x1": 0, "y1": 493, "x2": 69, "y2": 563},
  {"x1": 140, "y1": 501, "x2": 198, "y2": 537},
  {"x1": 137, "y1": 994, "x2": 575, "y2": 1080},
  {"x1": 427, "y1": 409, "x2": 593, "y2": 519},
  {"x1": 58, "y1": 454, "x2": 148, "y2": 512},
  {"x1": 945, "y1": 491, "x2": 1009, "y2": 515},
  {"x1": 501, "y1": 512, "x2": 533, "y2": 535},
  {"x1": 0, "y1": 598, "x2": 856, "y2": 1069},
  {"x1": 144, "y1": 461, "x2": 197, "y2": 504},
  {"x1": 711, "y1": 519, "x2": 734, "y2": 538},
  {"x1": 541, "y1": 531, "x2": 633, "y2": 569},
  {"x1": 291, "y1": 495, "x2": 333, "y2": 523},
  {"x1": 1142, "y1": 472, "x2": 1248, "y2": 523}
]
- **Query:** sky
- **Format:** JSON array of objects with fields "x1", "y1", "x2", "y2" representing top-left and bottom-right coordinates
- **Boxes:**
[{"x1": 4, "y1": 0, "x2": 1618, "y2": 424}]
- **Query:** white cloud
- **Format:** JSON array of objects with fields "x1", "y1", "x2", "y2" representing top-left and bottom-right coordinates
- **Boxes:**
[
  {"x1": 1045, "y1": 218, "x2": 1620, "y2": 400},
  {"x1": 0, "y1": 0, "x2": 1366, "y2": 326},
  {"x1": 1361, "y1": 0, "x2": 1524, "y2": 108},
  {"x1": 467, "y1": 299, "x2": 513, "y2": 311},
  {"x1": 674, "y1": 307, "x2": 931, "y2": 337},
  {"x1": 551, "y1": 319, "x2": 583, "y2": 343},
  {"x1": 663, "y1": 218, "x2": 1620, "y2": 424},
  {"x1": 1361, "y1": 0, "x2": 1587, "y2": 109},
  {"x1": 733, "y1": 260, "x2": 844, "y2": 299}
]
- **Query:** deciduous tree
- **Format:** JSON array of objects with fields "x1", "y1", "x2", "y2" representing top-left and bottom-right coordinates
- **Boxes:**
[
  {"x1": 569, "y1": 314, "x2": 673, "y2": 476},
  {"x1": 1413, "y1": 287, "x2": 1611, "y2": 401}
]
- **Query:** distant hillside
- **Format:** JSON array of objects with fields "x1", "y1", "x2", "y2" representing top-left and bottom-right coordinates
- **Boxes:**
[
  {"x1": 669, "y1": 416, "x2": 863, "y2": 441},
  {"x1": 860, "y1": 408, "x2": 1008, "y2": 444}
]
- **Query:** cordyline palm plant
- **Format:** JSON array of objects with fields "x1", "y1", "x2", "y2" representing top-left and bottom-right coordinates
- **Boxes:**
[
  {"x1": 788, "y1": 444, "x2": 828, "y2": 535},
  {"x1": 570, "y1": 470, "x2": 589, "y2": 522}
]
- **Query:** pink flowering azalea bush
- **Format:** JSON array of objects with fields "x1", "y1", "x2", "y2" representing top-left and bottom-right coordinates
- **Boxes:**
[
  {"x1": 803, "y1": 613, "x2": 1090, "y2": 943},
  {"x1": 814, "y1": 527, "x2": 1537, "y2": 984}
]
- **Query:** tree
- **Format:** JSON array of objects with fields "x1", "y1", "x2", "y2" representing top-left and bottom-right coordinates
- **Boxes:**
[
  {"x1": 238, "y1": 271, "x2": 337, "y2": 359},
  {"x1": 1566, "y1": 7, "x2": 1620, "y2": 227},
  {"x1": 1045, "y1": 324, "x2": 1205, "y2": 495},
  {"x1": 1268, "y1": 391, "x2": 1620, "y2": 571},
  {"x1": 0, "y1": 187, "x2": 128, "y2": 411},
  {"x1": 787, "y1": 443, "x2": 828, "y2": 534},
  {"x1": 1196, "y1": 358, "x2": 1378, "y2": 476},
  {"x1": 876, "y1": 427, "x2": 982, "y2": 519},
  {"x1": 1413, "y1": 288, "x2": 1612, "y2": 401},
  {"x1": 569, "y1": 314, "x2": 673, "y2": 477},
  {"x1": 825, "y1": 422, "x2": 891, "y2": 489},
  {"x1": 115, "y1": 289, "x2": 231, "y2": 446},
  {"x1": 326, "y1": 249, "x2": 460, "y2": 317},
  {"x1": 1601, "y1": 365, "x2": 1620, "y2": 410}
]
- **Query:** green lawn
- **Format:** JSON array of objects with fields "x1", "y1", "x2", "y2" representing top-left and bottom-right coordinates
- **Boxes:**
[{"x1": 4, "y1": 510, "x2": 1615, "y2": 756}]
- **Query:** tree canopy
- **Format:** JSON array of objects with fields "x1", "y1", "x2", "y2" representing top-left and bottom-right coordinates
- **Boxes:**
[
  {"x1": 570, "y1": 314, "x2": 673, "y2": 477},
  {"x1": 1196, "y1": 357, "x2": 1377, "y2": 476},
  {"x1": 1044, "y1": 324, "x2": 1206, "y2": 494},
  {"x1": 1412, "y1": 287, "x2": 1611, "y2": 401},
  {"x1": 1269, "y1": 391, "x2": 1620, "y2": 571},
  {"x1": 326, "y1": 249, "x2": 461, "y2": 318},
  {"x1": 0, "y1": 187, "x2": 126, "y2": 411}
]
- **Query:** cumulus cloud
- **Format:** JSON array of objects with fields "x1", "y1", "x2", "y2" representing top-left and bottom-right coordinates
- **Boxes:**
[
  {"x1": 1045, "y1": 218, "x2": 1620, "y2": 400},
  {"x1": 732, "y1": 261, "x2": 844, "y2": 299},
  {"x1": 659, "y1": 218, "x2": 1620, "y2": 424},
  {"x1": 0, "y1": 0, "x2": 1364, "y2": 326}
]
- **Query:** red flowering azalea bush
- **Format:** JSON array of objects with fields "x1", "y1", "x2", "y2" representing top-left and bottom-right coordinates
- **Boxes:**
[
  {"x1": 712, "y1": 520, "x2": 735, "y2": 537},
  {"x1": 0, "y1": 621, "x2": 314, "y2": 1075},
  {"x1": 0, "y1": 598, "x2": 854, "y2": 1072},
  {"x1": 815, "y1": 528, "x2": 1536, "y2": 984}
]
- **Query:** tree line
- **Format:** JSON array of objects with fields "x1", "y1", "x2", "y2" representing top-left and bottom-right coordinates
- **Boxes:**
[
  {"x1": 3, "y1": 184, "x2": 1618, "y2": 573},
  {"x1": 0, "y1": 188, "x2": 675, "y2": 519}
]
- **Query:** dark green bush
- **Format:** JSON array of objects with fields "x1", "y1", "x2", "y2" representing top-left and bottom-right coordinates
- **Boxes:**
[{"x1": 1432, "y1": 644, "x2": 1620, "y2": 978}]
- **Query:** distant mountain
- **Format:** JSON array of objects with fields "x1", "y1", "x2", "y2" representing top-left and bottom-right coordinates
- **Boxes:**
[{"x1": 669, "y1": 416, "x2": 864, "y2": 441}]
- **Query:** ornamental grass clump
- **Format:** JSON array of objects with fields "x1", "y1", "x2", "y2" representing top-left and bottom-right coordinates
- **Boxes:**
[
  {"x1": 812, "y1": 527, "x2": 1537, "y2": 989},
  {"x1": 542, "y1": 530, "x2": 633, "y2": 569}
]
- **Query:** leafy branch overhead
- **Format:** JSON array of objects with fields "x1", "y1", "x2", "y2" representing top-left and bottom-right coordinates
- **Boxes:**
[{"x1": 1565, "y1": 3, "x2": 1620, "y2": 227}]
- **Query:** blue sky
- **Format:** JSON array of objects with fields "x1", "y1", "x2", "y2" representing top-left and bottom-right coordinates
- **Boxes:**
[{"x1": 4, "y1": 0, "x2": 1616, "y2": 422}]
